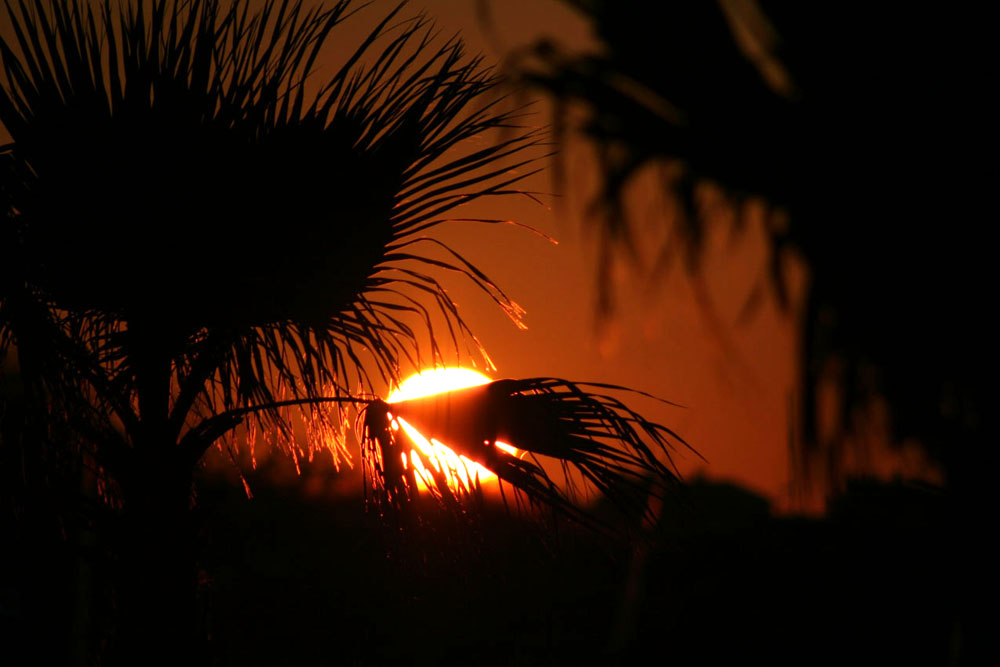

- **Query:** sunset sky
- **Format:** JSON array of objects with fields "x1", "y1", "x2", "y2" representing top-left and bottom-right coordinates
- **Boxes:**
[
  {"x1": 0, "y1": 0, "x2": 931, "y2": 507},
  {"x1": 385, "y1": 0, "x2": 803, "y2": 504}
]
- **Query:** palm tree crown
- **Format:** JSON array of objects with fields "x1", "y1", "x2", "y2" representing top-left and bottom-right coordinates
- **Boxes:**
[{"x1": 1, "y1": 0, "x2": 543, "y2": 476}]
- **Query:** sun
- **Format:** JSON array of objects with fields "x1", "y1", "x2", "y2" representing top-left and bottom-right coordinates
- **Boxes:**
[{"x1": 386, "y1": 367, "x2": 517, "y2": 493}]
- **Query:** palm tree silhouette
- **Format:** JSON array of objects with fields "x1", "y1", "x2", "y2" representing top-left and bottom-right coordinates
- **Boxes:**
[
  {"x1": 510, "y1": 1, "x2": 990, "y2": 495},
  {"x1": 1, "y1": 1, "x2": 687, "y2": 661}
]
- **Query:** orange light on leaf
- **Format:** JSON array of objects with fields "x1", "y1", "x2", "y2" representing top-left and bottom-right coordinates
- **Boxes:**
[{"x1": 386, "y1": 367, "x2": 517, "y2": 493}]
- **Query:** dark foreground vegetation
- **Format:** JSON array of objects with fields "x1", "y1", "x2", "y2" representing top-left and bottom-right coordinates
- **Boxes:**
[{"x1": 4, "y1": 453, "x2": 959, "y2": 666}]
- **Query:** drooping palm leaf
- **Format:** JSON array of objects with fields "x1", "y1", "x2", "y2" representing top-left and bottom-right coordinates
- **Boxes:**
[
  {"x1": 362, "y1": 377, "x2": 694, "y2": 530},
  {"x1": 510, "y1": 1, "x2": 990, "y2": 488}
]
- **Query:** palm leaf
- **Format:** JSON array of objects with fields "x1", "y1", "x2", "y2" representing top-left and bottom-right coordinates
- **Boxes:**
[
  {"x1": 362, "y1": 377, "x2": 694, "y2": 530},
  {"x1": 511, "y1": 1, "x2": 992, "y2": 490}
]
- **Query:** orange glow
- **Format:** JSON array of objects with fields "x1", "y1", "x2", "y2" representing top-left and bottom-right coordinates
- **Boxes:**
[{"x1": 386, "y1": 367, "x2": 517, "y2": 493}]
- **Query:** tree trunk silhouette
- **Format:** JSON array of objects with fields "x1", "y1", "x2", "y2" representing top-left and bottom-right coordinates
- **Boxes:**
[
  {"x1": 115, "y1": 457, "x2": 200, "y2": 665},
  {"x1": 109, "y1": 323, "x2": 201, "y2": 664}
]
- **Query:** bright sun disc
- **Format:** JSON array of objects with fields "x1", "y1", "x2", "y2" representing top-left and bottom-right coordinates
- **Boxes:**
[{"x1": 386, "y1": 368, "x2": 517, "y2": 493}]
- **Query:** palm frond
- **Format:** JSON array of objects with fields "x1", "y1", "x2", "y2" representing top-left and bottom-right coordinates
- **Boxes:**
[
  {"x1": 511, "y1": 1, "x2": 992, "y2": 489},
  {"x1": 1, "y1": 0, "x2": 545, "y2": 469},
  {"x1": 362, "y1": 377, "x2": 692, "y2": 531}
]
